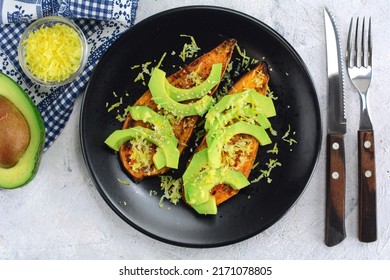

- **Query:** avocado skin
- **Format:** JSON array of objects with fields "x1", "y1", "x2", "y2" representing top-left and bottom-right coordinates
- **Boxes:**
[{"x1": 0, "y1": 73, "x2": 45, "y2": 189}]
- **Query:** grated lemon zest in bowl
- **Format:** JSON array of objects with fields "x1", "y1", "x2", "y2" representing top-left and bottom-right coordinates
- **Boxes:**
[{"x1": 22, "y1": 23, "x2": 82, "y2": 83}]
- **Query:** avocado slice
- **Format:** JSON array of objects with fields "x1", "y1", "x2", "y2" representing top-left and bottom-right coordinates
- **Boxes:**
[
  {"x1": 205, "y1": 107, "x2": 272, "y2": 146},
  {"x1": 128, "y1": 105, "x2": 178, "y2": 169},
  {"x1": 104, "y1": 126, "x2": 180, "y2": 169},
  {"x1": 148, "y1": 68, "x2": 215, "y2": 117},
  {"x1": 0, "y1": 73, "x2": 45, "y2": 189},
  {"x1": 128, "y1": 106, "x2": 178, "y2": 146},
  {"x1": 183, "y1": 149, "x2": 249, "y2": 214},
  {"x1": 207, "y1": 121, "x2": 271, "y2": 168},
  {"x1": 166, "y1": 63, "x2": 222, "y2": 102},
  {"x1": 192, "y1": 196, "x2": 217, "y2": 215},
  {"x1": 205, "y1": 89, "x2": 276, "y2": 131},
  {"x1": 185, "y1": 167, "x2": 249, "y2": 205},
  {"x1": 105, "y1": 105, "x2": 180, "y2": 170},
  {"x1": 152, "y1": 148, "x2": 166, "y2": 170}
]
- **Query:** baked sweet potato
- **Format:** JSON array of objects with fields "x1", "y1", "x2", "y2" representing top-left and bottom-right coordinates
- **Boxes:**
[
  {"x1": 119, "y1": 39, "x2": 237, "y2": 181},
  {"x1": 185, "y1": 61, "x2": 271, "y2": 206}
]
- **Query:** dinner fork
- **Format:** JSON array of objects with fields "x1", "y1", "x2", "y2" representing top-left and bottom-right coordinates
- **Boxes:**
[{"x1": 346, "y1": 17, "x2": 377, "y2": 242}]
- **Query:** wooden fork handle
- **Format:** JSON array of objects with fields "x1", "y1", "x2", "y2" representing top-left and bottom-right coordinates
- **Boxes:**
[
  {"x1": 325, "y1": 133, "x2": 346, "y2": 246},
  {"x1": 358, "y1": 129, "x2": 377, "y2": 242}
]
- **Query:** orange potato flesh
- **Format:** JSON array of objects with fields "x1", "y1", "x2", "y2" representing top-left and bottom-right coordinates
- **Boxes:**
[
  {"x1": 185, "y1": 62, "x2": 270, "y2": 206},
  {"x1": 119, "y1": 39, "x2": 237, "y2": 181}
]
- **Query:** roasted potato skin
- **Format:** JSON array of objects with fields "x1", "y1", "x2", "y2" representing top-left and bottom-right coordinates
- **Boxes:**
[
  {"x1": 185, "y1": 62, "x2": 270, "y2": 206},
  {"x1": 119, "y1": 39, "x2": 237, "y2": 181}
]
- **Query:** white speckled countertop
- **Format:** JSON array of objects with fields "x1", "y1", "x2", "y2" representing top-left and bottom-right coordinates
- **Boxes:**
[{"x1": 1, "y1": 0, "x2": 390, "y2": 259}]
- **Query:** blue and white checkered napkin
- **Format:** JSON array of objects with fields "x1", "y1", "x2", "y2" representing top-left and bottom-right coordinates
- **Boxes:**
[{"x1": 0, "y1": 0, "x2": 139, "y2": 150}]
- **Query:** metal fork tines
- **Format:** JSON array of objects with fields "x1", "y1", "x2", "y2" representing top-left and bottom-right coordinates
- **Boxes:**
[
  {"x1": 347, "y1": 17, "x2": 373, "y2": 129},
  {"x1": 346, "y1": 17, "x2": 377, "y2": 242}
]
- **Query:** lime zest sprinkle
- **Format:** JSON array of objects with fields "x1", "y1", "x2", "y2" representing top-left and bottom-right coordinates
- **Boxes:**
[
  {"x1": 281, "y1": 124, "x2": 298, "y2": 145},
  {"x1": 117, "y1": 178, "x2": 130, "y2": 185},
  {"x1": 251, "y1": 158, "x2": 282, "y2": 183},
  {"x1": 179, "y1": 34, "x2": 201, "y2": 62},
  {"x1": 149, "y1": 190, "x2": 158, "y2": 196},
  {"x1": 270, "y1": 127, "x2": 278, "y2": 137},
  {"x1": 107, "y1": 97, "x2": 123, "y2": 112},
  {"x1": 115, "y1": 105, "x2": 131, "y2": 122},
  {"x1": 159, "y1": 176, "x2": 182, "y2": 208},
  {"x1": 235, "y1": 44, "x2": 257, "y2": 71},
  {"x1": 267, "y1": 143, "x2": 279, "y2": 154},
  {"x1": 128, "y1": 137, "x2": 153, "y2": 172},
  {"x1": 267, "y1": 88, "x2": 278, "y2": 100},
  {"x1": 133, "y1": 61, "x2": 153, "y2": 86},
  {"x1": 156, "y1": 52, "x2": 167, "y2": 69},
  {"x1": 251, "y1": 162, "x2": 260, "y2": 170}
]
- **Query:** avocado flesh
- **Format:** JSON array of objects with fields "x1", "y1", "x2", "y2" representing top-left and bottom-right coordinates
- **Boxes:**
[
  {"x1": 105, "y1": 105, "x2": 180, "y2": 169},
  {"x1": 129, "y1": 106, "x2": 178, "y2": 169},
  {"x1": 128, "y1": 106, "x2": 178, "y2": 146},
  {"x1": 192, "y1": 196, "x2": 217, "y2": 215},
  {"x1": 0, "y1": 73, "x2": 45, "y2": 189},
  {"x1": 185, "y1": 167, "x2": 249, "y2": 205},
  {"x1": 105, "y1": 126, "x2": 180, "y2": 169},
  {"x1": 207, "y1": 121, "x2": 271, "y2": 168},
  {"x1": 205, "y1": 89, "x2": 276, "y2": 131},
  {"x1": 166, "y1": 63, "x2": 222, "y2": 102},
  {"x1": 183, "y1": 149, "x2": 249, "y2": 214},
  {"x1": 148, "y1": 68, "x2": 215, "y2": 117},
  {"x1": 206, "y1": 108, "x2": 271, "y2": 146},
  {"x1": 152, "y1": 148, "x2": 166, "y2": 170}
]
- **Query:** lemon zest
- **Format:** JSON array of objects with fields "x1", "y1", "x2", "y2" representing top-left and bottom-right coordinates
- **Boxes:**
[
  {"x1": 159, "y1": 176, "x2": 182, "y2": 208},
  {"x1": 22, "y1": 23, "x2": 82, "y2": 82}
]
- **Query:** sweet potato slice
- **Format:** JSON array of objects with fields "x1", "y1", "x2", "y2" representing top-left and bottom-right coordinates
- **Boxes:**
[
  {"x1": 119, "y1": 39, "x2": 237, "y2": 181},
  {"x1": 186, "y1": 61, "x2": 271, "y2": 206}
]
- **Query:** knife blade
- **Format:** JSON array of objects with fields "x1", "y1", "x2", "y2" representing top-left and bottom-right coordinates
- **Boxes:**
[{"x1": 324, "y1": 7, "x2": 347, "y2": 247}]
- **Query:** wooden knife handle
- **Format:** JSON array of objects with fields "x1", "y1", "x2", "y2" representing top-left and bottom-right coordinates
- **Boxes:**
[
  {"x1": 358, "y1": 130, "x2": 377, "y2": 242},
  {"x1": 325, "y1": 133, "x2": 346, "y2": 246}
]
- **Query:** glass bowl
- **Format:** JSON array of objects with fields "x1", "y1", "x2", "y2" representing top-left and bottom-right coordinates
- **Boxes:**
[{"x1": 18, "y1": 16, "x2": 88, "y2": 87}]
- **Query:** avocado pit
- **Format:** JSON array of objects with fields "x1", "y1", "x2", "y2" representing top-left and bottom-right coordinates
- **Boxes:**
[{"x1": 0, "y1": 95, "x2": 31, "y2": 168}]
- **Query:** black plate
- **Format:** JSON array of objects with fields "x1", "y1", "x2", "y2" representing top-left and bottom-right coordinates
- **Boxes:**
[{"x1": 80, "y1": 6, "x2": 322, "y2": 248}]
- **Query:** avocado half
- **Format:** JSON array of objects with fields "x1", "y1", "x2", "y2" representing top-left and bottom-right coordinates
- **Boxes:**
[{"x1": 0, "y1": 72, "x2": 45, "y2": 189}]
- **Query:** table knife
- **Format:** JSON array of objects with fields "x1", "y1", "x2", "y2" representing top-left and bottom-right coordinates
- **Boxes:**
[{"x1": 324, "y1": 8, "x2": 347, "y2": 247}]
